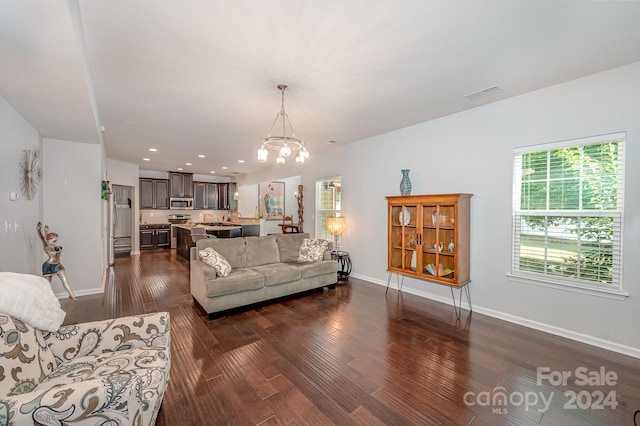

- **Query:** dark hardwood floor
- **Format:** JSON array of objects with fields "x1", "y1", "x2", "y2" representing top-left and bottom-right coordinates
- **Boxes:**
[{"x1": 60, "y1": 250, "x2": 640, "y2": 425}]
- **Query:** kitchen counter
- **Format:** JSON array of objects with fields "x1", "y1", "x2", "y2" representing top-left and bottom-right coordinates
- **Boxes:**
[
  {"x1": 173, "y1": 223, "x2": 242, "y2": 232},
  {"x1": 175, "y1": 224, "x2": 245, "y2": 261}
]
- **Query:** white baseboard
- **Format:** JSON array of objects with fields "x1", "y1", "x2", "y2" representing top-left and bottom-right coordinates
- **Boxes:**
[
  {"x1": 351, "y1": 273, "x2": 640, "y2": 359},
  {"x1": 55, "y1": 287, "x2": 103, "y2": 300}
]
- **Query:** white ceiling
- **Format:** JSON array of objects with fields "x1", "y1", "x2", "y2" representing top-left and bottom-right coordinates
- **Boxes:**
[{"x1": 2, "y1": 1, "x2": 640, "y2": 177}]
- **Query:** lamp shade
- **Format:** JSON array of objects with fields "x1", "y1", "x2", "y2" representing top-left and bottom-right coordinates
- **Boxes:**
[{"x1": 326, "y1": 216, "x2": 346, "y2": 236}]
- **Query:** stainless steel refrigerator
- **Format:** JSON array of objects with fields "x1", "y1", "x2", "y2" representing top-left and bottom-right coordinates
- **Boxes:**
[{"x1": 109, "y1": 184, "x2": 133, "y2": 265}]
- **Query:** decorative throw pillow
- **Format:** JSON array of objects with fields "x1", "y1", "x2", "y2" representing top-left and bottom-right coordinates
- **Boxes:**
[
  {"x1": 298, "y1": 238, "x2": 329, "y2": 262},
  {"x1": 199, "y1": 247, "x2": 232, "y2": 277}
]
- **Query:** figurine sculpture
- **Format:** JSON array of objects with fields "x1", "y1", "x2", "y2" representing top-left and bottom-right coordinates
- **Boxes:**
[
  {"x1": 297, "y1": 184, "x2": 304, "y2": 232},
  {"x1": 37, "y1": 221, "x2": 77, "y2": 300}
]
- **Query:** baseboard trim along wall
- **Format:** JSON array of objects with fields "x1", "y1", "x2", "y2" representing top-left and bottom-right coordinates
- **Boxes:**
[
  {"x1": 352, "y1": 273, "x2": 640, "y2": 360},
  {"x1": 54, "y1": 287, "x2": 104, "y2": 300}
]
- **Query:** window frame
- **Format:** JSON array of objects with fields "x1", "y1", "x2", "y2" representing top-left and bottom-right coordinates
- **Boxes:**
[
  {"x1": 315, "y1": 176, "x2": 342, "y2": 245},
  {"x1": 510, "y1": 132, "x2": 628, "y2": 299}
]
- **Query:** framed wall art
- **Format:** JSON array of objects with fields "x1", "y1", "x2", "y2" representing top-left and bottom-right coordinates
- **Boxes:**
[{"x1": 259, "y1": 181, "x2": 285, "y2": 220}]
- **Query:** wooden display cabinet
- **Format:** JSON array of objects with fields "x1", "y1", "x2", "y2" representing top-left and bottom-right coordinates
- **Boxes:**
[{"x1": 387, "y1": 193, "x2": 472, "y2": 317}]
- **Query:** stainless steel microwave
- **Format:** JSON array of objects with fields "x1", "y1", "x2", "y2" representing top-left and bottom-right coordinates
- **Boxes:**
[{"x1": 170, "y1": 197, "x2": 193, "y2": 209}]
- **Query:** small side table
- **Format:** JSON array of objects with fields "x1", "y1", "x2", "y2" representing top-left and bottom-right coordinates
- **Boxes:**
[{"x1": 332, "y1": 251, "x2": 352, "y2": 280}]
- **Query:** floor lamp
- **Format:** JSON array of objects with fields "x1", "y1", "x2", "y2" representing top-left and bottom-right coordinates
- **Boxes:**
[{"x1": 326, "y1": 216, "x2": 346, "y2": 253}]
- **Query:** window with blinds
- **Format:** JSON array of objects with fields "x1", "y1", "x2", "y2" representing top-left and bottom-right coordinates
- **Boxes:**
[
  {"x1": 512, "y1": 132, "x2": 625, "y2": 293},
  {"x1": 315, "y1": 177, "x2": 341, "y2": 244}
]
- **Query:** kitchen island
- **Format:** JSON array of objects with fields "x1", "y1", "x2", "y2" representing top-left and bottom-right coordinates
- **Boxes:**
[{"x1": 174, "y1": 224, "x2": 245, "y2": 260}]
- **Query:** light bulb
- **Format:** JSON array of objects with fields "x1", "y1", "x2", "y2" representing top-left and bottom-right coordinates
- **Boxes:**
[
  {"x1": 280, "y1": 144, "x2": 291, "y2": 157},
  {"x1": 295, "y1": 153, "x2": 305, "y2": 164},
  {"x1": 300, "y1": 148, "x2": 310, "y2": 160},
  {"x1": 276, "y1": 155, "x2": 285, "y2": 165},
  {"x1": 257, "y1": 146, "x2": 268, "y2": 162}
]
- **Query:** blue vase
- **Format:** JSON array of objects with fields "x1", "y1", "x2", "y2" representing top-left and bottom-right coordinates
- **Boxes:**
[{"x1": 400, "y1": 169, "x2": 412, "y2": 196}]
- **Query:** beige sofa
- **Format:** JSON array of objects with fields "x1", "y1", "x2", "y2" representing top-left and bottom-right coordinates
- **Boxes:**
[{"x1": 190, "y1": 233, "x2": 339, "y2": 318}]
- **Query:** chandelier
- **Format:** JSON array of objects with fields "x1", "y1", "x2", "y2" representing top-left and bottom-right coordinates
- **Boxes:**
[{"x1": 257, "y1": 84, "x2": 310, "y2": 165}]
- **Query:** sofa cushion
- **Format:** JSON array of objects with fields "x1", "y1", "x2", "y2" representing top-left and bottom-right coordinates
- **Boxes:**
[
  {"x1": 251, "y1": 263, "x2": 301, "y2": 287},
  {"x1": 38, "y1": 346, "x2": 169, "y2": 388},
  {"x1": 245, "y1": 235, "x2": 280, "y2": 267},
  {"x1": 32, "y1": 347, "x2": 169, "y2": 426},
  {"x1": 286, "y1": 260, "x2": 339, "y2": 279},
  {"x1": 205, "y1": 269, "x2": 265, "y2": 297},
  {"x1": 29, "y1": 347, "x2": 169, "y2": 426},
  {"x1": 199, "y1": 247, "x2": 232, "y2": 277},
  {"x1": 275, "y1": 233, "x2": 310, "y2": 262},
  {"x1": 197, "y1": 237, "x2": 246, "y2": 269},
  {"x1": 298, "y1": 238, "x2": 330, "y2": 262},
  {"x1": 3, "y1": 312, "x2": 170, "y2": 426},
  {"x1": 0, "y1": 314, "x2": 57, "y2": 397}
]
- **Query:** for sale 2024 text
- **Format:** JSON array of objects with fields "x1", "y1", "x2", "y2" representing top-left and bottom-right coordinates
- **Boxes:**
[{"x1": 537, "y1": 366, "x2": 618, "y2": 410}]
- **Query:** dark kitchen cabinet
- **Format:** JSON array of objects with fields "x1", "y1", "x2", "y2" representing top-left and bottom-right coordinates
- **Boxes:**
[
  {"x1": 228, "y1": 182, "x2": 237, "y2": 211},
  {"x1": 140, "y1": 224, "x2": 171, "y2": 250},
  {"x1": 209, "y1": 184, "x2": 220, "y2": 210},
  {"x1": 193, "y1": 182, "x2": 220, "y2": 210},
  {"x1": 169, "y1": 172, "x2": 193, "y2": 198},
  {"x1": 212, "y1": 226, "x2": 242, "y2": 239},
  {"x1": 241, "y1": 224, "x2": 259, "y2": 237},
  {"x1": 193, "y1": 182, "x2": 206, "y2": 209},
  {"x1": 176, "y1": 226, "x2": 193, "y2": 260},
  {"x1": 140, "y1": 179, "x2": 169, "y2": 209}
]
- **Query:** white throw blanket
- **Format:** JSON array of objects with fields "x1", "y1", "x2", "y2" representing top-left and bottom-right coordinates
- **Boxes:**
[{"x1": 0, "y1": 272, "x2": 66, "y2": 331}]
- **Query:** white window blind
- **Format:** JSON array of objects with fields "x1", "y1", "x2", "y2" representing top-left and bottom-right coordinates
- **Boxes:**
[
  {"x1": 512, "y1": 132, "x2": 625, "y2": 293},
  {"x1": 315, "y1": 177, "x2": 341, "y2": 243}
]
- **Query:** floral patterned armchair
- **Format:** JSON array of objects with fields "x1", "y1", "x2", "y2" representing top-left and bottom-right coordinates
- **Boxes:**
[{"x1": 0, "y1": 311, "x2": 171, "y2": 426}]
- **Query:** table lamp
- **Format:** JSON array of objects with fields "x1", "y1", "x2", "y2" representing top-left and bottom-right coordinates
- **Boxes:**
[{"x1": 326, "y1": 216, "x2": 346, "y2": 253}]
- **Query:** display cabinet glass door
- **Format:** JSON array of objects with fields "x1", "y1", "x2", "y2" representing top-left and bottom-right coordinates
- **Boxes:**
[
  {"x1": 421, "y1": 203, "x2": 456, "y2": 282},
  {"x1": 389, "y1": 203, "x2": 420, "y2": 274}
]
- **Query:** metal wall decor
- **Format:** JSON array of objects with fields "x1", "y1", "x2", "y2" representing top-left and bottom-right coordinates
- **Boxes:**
[{"x1": 20, "y1": 148, "x2": 41, "y2": 200}]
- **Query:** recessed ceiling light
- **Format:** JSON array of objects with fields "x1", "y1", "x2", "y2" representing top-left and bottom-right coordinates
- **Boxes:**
[
  {"x1": 221, "y1": 166, "x2": 228, "y2": 170},
  {"x1": 210, "y1": 171, "x2": 215, "y2": 174},
  {"x1": 198, "y1": 154, "x2": 205, "y2": 158},
  {"x1": 149, "y1": 148, "x2": 158, "y2": 152},
  {"x1": 177, "y1": 167, "x2": 184, "y2": 171},
  {"x1": 143, "y1": 158, "x2": 151, "y2": 161},
  {"x1": 238, "y1": 160, "x2": 245, "y2": 163},
  {"x1": 185, "y1": 162, "x2": 192, "y2": 166},
  {"x1": 122, "y1": 120, "x2": 137, "y2": 126},
  {"x1": 327, "y1": 140, "x2": 339, "y2": 145},
  {"x1": 465, "y1": 85, "x2": 503, "y2": 100}
]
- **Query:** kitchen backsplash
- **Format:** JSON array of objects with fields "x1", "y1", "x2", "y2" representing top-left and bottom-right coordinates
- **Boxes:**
[{"x1": 141, "y1": 209, "x2": 230, "y2": 224}]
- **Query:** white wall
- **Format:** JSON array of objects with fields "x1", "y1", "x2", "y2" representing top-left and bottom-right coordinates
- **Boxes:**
[
  {"x1": 0, "y1": 95, "x2": 42, "y2": 274},
  {"x1": 42, "y1": 138, "x2": 104, "y2": 297},
  {"x1": 240, "y1": 62, "x2": 640, "y2": 356}
]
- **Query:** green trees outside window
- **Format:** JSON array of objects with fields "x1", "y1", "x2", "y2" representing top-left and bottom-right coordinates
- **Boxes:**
[{"x1": 513, "y1": 137, "x2": 624, "y2": 288}]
